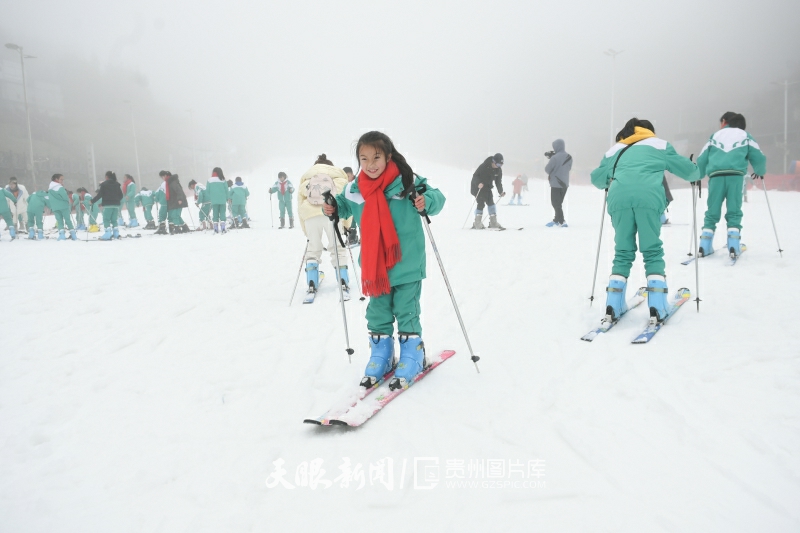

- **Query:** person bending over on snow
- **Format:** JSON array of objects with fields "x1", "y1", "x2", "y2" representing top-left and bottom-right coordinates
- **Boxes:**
[
  {"x1": 188, "y1": 180, "x2": 210, "y2": 230},
  {"x1": 6, "y1": 177, "x2": 29, "y2": 231},
  {"x1": 26, "y1": 186, "x2": 48, "y2": 240},
  {"x1": 298, "y1": 154, "x2": 349, "y2": 293},
  {"x1": 323, "y1": 131, "x2": 446, "y2": 391},
  {"x1": 229, "y1": 177, "x2": 250, "y2": 228},
  {"x1": 590, "y1": 118, "x2": 699, "y2": 324},
  {"x1": 79, "y1": 188, "x2": 99, "y2": 231},
  {"x1": 167, "y1": 173, "x2": 189, "y2": 233},
  {"x1": 697, "y1": 112, "x2": 766, "y2": 259},
  {"x1": 136, "y1": 187, "x2": 156, "y2": 230},
  {"x1": 206, "y1": 167, "x2": 229, "y2": 234},
  {"x1": 91, "y1": 171, "x2": 124, "y2": 241},
  {"x1": 48, "y1": 174, "x2": 78, "y2": 241},
  {"x1": 544, "y1": 139, "x2": 572, "y2": 227},
  {"x1": 470, "y1": 153, "x2": 505, "y2": 229},
  {"x1": 0, "y1": 184, "x2": 19, "y2": 240},
  {"x1": 269, "y1": 172, "x2": 294, "y2": 229}
]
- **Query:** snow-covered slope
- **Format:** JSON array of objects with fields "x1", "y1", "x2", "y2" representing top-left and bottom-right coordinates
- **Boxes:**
[{"x1": 2, "y1": 164, "x2": 798, "y2": 532}]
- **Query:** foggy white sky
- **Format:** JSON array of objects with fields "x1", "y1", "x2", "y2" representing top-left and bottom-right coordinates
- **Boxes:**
[{"x1": 3, "y1": 0, "x2": 799, "y2": 174}]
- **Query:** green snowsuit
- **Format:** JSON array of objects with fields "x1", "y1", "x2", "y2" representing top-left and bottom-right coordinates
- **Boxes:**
[
  {"x1": 71, "y1": 192, "x2": 83, "y2": 227},
  {"x1": 124, "y1": 181, "x2": 138, "y2": 222},
  {"x1": 334, "y1": 174, "x2": 446, "y2": 335},
  {"x1": 83, "y1": 194, "x2": 99, "y2": 225},
  {"x1": 47, "y1": 183, "x2": 75, "y2": 230},
  {"x1": 0, "y1": 188, "x2": 18, "y2": 228},
  {"x1": 591, "y1": 130, "x2": 699, "y2": 278},
  {"x1": 136, "y1": 190, "x2": 155, "y2": 222},
  {"x1": 269, "y1": 179, "x2": 294, "y2": 218},
  {"x1": 228, "y1": 183, "x2": 249, "y2": 219},
  {"x1": 206, "y1": 177, "x2": 228, "y2": 222},
  {"x1": 26, "y1": 190, "x2": 48, "y2": 230},
  {"x1": 154, "y1": 186, "x2": 168, "y2": 224},
  {"x1": 697, "y1": 126, "x2": 767, "y2": 231},
  {"x1": 193, "y1": 184, "x2": 210, "y2": 221}
]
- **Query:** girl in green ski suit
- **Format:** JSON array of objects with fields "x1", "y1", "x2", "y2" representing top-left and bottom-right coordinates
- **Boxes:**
[
  {"x1": 0, "y1": 187, "x2": 18, "y2": 240},
  {"x1": 269, "y1": 172, "x2": 294, "y2": 228},
  {"x1": 26, "y1": 189, "x2": 48, "y2": 239},
  {"x1": 590, "y1": 118, "x2": 699, "y2": 322},
  {"x1": 323, "y1": 131, "x2": 446, "y2": 390},
  {"x1": 206, "y1": 167, "x2": 229, "y2": 233},
  {"x1": 48, "y1": 174, "x2": 78, "y2": 240}
]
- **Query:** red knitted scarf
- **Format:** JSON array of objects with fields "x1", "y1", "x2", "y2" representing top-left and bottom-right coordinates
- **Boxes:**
[{"x1": 358, "y1": 160, "x2": 401, "y2": 297}]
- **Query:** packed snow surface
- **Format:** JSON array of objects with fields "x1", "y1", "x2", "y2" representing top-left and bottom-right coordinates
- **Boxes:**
[{"x1": 2, "y1": 162, "x2": 798, "y2": 532}]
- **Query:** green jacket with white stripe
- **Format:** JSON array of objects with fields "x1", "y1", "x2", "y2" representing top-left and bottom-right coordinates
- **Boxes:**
[{"x1": 696, "y1": 126, "x2": 766, "y2": 179}]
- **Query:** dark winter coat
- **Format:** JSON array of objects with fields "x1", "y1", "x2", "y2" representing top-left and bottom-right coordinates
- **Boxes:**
[
  {"x1": 91, "y1": 178, "x2": 123, "y2": 207},
  {"x1": 662, "y1": 176, "x2": 674, "y2": 205},
  {"x1": 470, "y1": 157, "x2": 503, "y2": 196},
  {"x1": 167, "y1": 175, "x2": 188, "y2": 210},
  {"x1": 544, "y1": 139, "x2": 572, "y2": 188}
]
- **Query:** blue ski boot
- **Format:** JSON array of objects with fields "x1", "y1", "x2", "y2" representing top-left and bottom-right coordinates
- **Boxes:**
[
  {"x1": 727, "y1": 228, "x2": 741, "y2": 257},
  {"x1": 360, "y1": 334, "x2": 395, "y2": 388},
  {"x1": 100, "y1": 228, "x2": 113, "y2": 241},
  {"x1": 647, "y1": 274, "x2": 669, "y2": 323},
  {"x1": 338, "y1": 266, "x2": 349, "y2": 289},
  {"x1": 699, "y1": 229, "x2": 714, "y2": 257},
  {"x1": 545, "y1": 220, "x2": 560, "y2": 227},
  {"x1": 113, "y1": 228, "x2": 120, "y2": 239},
  {"x1": 57, "y1": 230, "x2": 66, "y2": 241},
  {"x1": 117, "y1": 217, "x2": 125, "y2": 226},
  {"x1": 129, "y1": 218, "x2": 139, "y2": 228},
  {"x1": 9, "y1": 227, "x2": 16, "y2": 240},
  {"x1": 37, "y1": 229, "x2": 44, "y2": 240},
  {"x1": 305, "y1": 261, "x2": 320, "y2": 291},
  {"x1": 604, "y1": 275, "x2": 628, "y2": 321},
  {"x1": 69, "y1": 229, "x2": 77, "y2": 241},
  {"x1": 27, "y1": 228, "x2": 35, "y2": 240},
  {"x1": 390, "y1": 334, "x2": 427, "y2": 390},
  {"x1": 77, "y1": 223, "x2": 87, "y2": 230}
]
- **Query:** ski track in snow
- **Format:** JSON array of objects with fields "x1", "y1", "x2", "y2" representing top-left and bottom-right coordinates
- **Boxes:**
[{"x1": 1, "y1": 161, "x2": 799, "y2": 532}]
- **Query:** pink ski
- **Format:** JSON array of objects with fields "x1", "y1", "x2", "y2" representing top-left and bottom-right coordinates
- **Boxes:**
[
  {"x1": 303, "y1": 369, "x2": 395, "y2": 426},
  {"x1": 328, "y1": 350, "x2": 455, "y2": 427}
]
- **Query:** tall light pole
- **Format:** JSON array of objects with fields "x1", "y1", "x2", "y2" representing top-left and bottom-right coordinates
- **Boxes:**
[
  {"x1": 187, "y1": 109, "x2": 196, "y2": 179},
  {"x1": 604, "y1": 49, "x2": 623, "y2": 145},
  {"x1": 124, "y1": 100, "x2": 142, "y2": 186},
  {"x1": 5, "y1": 43, "x2": 37, "y2": 188},
  {"x1": 772, "y1": 80, "x2": 799, "y2": 175}
]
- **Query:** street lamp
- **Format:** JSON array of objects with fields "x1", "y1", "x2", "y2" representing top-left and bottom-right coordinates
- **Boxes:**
[
  {"x1": 124, "y1": 100, "x2": 142, "y2": 186},
  {"x1": 771, "y1": 80, "x2": 799, "y2": 175},
  {"x1": 5, "y1": 43, "x2": 37, "y2": 188},
  {"x1": 604, "y1": 48, "x2": 623, "y2": 145},
  {"x1": 187, "y1": 109, "x2": 196, "y2": 179}
]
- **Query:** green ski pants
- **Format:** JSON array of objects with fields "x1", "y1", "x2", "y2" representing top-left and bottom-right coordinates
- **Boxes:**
[
  {"x1": 0, "y1": 212, "x2": 12, "y2": 228},
  {"x1": 54, "y1": 209, "x2": 75, "y2": 230},
  {"x1": 74, "y1": 210, "x2": 84, "y2": 227},
  {"x1": 212, "y1": 204, "x2": 226, "y2": 222},
  {"x1": 102, "y1": 207, "x2": 120, "y2": 228},
  {"x1": 231, "y1": 204, "x2": 246, "y2": 219},
  {"x1": 366, "y1": 281, "x2": 423, "y2": 336},
  {"x1": 168, "y1": 209, "x2": 185, "y2": 225},
  {"x1": 158, "y1": 202, "x2": 168, "y2": 223},
  {"x1": 609, "y1": 207, "x2": 665, "y2": 278},
  {"x1": 199, "y1": 203, "x2": 211, "y2": 222},
  {"x1": 278, "y1": 194, "x2": 293, "y2": 218},
  {"x1": 142, "y1": 204, "x2": 154, "y2": 222},
  {"x1": 27, "y1": 211, "x2": 43, "y2": 230},
  {"x1": 703, "y1": 175, "x2": 744, "y2": 231},
  {"x1": 126, "y1": 200, "x2": 137, "y2": 221}
]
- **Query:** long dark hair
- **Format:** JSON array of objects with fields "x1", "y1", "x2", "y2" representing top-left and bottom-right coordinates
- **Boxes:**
[
  {"x1": 615, "y1": 118, "x2": 655, "y2": 142},
  {"x1": 212, "y1": 167, "x2": 225, "y2": 180},
  {"x1": 355, "y1": 131, "x2": 415, "y2": 197}
]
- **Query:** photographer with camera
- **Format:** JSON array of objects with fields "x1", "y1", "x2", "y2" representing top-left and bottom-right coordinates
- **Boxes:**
[
  {"x1": 470, "y1": 153, "x2": 505, "y2": 230},
  {"x1": 544, "y1": 139, "x2": 572, "y2": 227}
]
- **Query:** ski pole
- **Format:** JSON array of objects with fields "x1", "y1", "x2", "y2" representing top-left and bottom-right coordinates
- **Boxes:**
[
  {"x1": 411, "y1": 188, "x2": 480, "y2": 373},
  {"x1": 755, "y1": 174, "x2": 783, "y2": 257},
  {"x1": 270, "y1": 192, "x2": 274, "y2": 228},
  {"x1": 186, "y1": 204, "x2": 196, "y2": 230},
  {"x1": 588, "y1": 189, "x2": 608, "y2": 307},
  {"x1": 289, "y1": 241, "x2": 309, "y2": 307},
  {"x1": 691, "y1": 181, "x2": 701, "y2": 311},
  {"x1": 461, "y1": 188, "x2": 480, "y2": 229},
  {"x1": 322, "y1": 192, "x2": 354, "y2": 363},
  {"x1": 346, "y1": 244, "x2": 366, "y2": 301}
]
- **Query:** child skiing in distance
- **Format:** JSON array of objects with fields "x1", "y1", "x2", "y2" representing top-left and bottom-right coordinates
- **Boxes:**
[
  {"x1": 26, "y1": 187, "x2": 48, "y2": 239},
  {"x1": 48, "y1": 174, "x2": 78, "y2": 241},
  {"x1": 697, "y1": 112, "x2": 766, "y2": 259},
  {"x1": 269, "y1": 172, "x2": 294, "y2": 229},
  {"x1": 298, "y1": 154, "x2": 349, "y2": 294},
  {"x1": 122, "y1": 174, "x2": 139, "y2": 228},
  {"x1": 323, "y1": 131, "x2": 446, "y2": 391},
  {"x1": 188, "y1": 180, "x2": 210, "y2": 230},
  {"x1": 91, "y1": 171, "x2": 124, "y2": 240},
  {"x1": 206, "y1": 167, "x2": 229, "y2": 234},
  {"x1": 229, "y1": 177, "x2": 250, "y2": 228},
  {"x1": 590, "y1": 118, "x2": 699, "y2": 324},
  {"x1": 511, "y1": 175, "x2": 524, "y2": 205},
  {"x1": 136, "y1": 187, "x2": 156, "y2": 229},
  {"x1": 0, "y1": 185, "x2": 19, "y2": 240}
]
